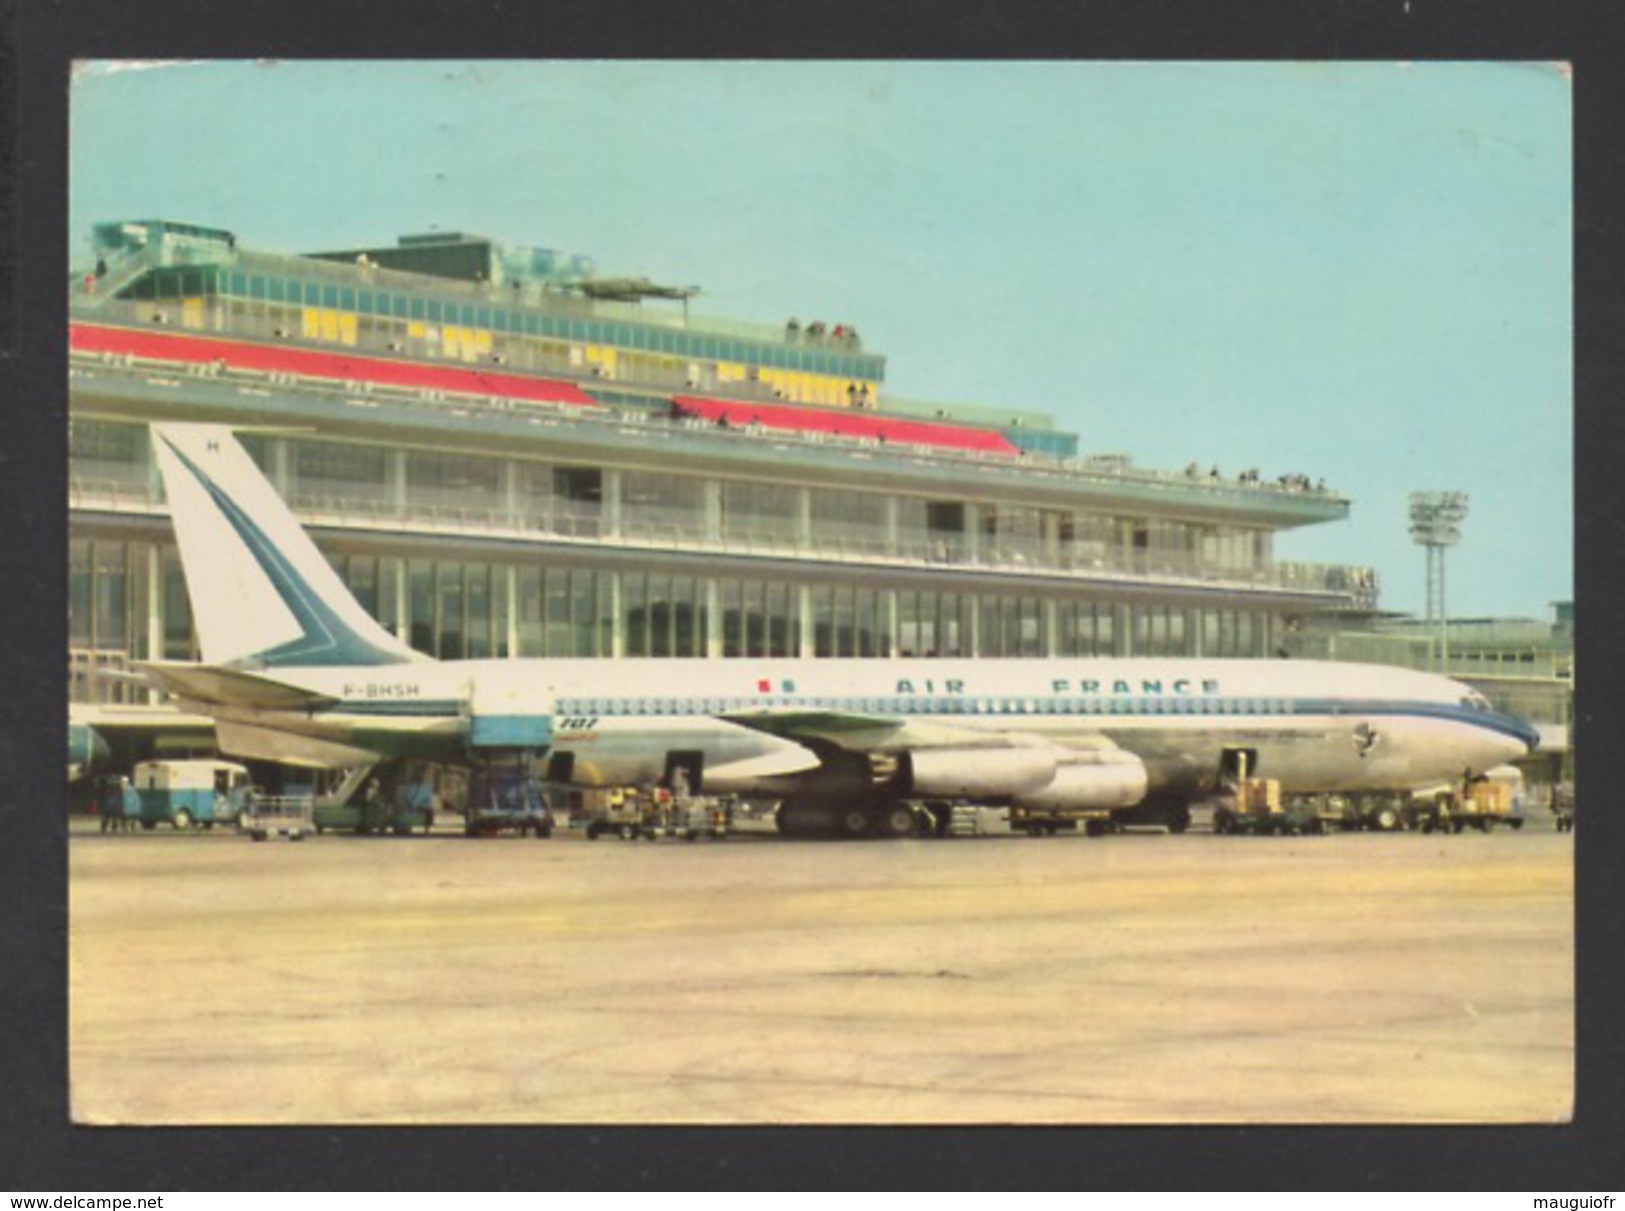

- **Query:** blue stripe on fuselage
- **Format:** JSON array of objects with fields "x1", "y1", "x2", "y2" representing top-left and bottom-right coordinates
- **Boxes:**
[{"x1": 371, "y1": 690, "x2": 1533, "y2": 750}]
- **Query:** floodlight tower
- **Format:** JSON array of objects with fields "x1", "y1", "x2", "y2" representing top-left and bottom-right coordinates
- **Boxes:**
[{"x1": 1408, "y1": 491, "x2": 1469, "y2": 671}]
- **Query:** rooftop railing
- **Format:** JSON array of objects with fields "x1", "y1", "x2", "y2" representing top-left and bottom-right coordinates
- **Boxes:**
[{"x1": 70, "y1": 342, "x2": 1353, "y2": 546}]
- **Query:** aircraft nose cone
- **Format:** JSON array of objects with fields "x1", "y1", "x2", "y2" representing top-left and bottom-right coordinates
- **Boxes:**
[{"x1": 1493, "y1": 711, "x2": 1540, "y2": 760}]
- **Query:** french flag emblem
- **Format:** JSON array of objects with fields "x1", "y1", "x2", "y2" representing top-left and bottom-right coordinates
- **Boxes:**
[{"x1": 757, "y1": 678, "x2": 796, "y2": 694}]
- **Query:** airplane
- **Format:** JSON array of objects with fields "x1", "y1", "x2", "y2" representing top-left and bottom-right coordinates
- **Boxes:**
[
  {"x1": 68, "y1": 716, "x2": 110, "y2": 782},
  {"x1": 137, "y1": 422, "x2": 1539, "y2": 837}
]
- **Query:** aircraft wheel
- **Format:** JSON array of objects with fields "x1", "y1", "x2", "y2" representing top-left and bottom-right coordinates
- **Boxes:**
[
  {"x1": 841, "y1": 809, "x2": 872, "y2": 838},
  {"x1": 1374, "y1": 806, "x2": 1400, "y2": 832},
  {"x1": 876, "y1": 804, "x2": 918, "y2": 839}
]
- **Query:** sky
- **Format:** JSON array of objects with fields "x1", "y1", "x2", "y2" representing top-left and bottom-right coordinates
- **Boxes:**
[{"x1": 67, "y1": 59, "x2": 1573, "y2": 620}]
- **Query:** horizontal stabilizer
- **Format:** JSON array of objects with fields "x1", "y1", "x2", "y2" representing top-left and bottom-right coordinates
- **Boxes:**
[
  {"x1": 136, "y1": 661, "x2": 340, "y2": 711},
  {"x1": 214, "y1": 719, "x2": 382, "y2": 768}
]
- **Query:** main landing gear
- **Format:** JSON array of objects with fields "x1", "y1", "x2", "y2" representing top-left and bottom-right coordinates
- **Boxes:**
[{"x1": 775, "y1": 799, "x2": 928, "y2": 839}]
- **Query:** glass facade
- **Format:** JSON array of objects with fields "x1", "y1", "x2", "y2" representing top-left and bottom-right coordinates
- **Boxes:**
[
  {"x1": 69, "y1": 528, "x2": 1280, "y2": 694},
  {"x1": 68, "y1": 420, "x2": 1308, "y2": 703}
]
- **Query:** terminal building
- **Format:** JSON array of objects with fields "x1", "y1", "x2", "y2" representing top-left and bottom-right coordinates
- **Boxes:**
[{"x1": 69, "y1": 219, "x2": 1380, "y2": 753}]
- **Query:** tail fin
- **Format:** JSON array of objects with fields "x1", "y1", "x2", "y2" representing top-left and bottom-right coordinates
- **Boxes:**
[{"x1": 152, "y1": 424, "x2": 425, "y2": 668}]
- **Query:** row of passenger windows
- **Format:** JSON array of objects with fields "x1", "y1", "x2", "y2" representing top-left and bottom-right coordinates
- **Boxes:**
[
  {"x1": 551, "y1": 696, "x2": 1300, "y2": 718},
  {"x1": 123, "y1": 266, "x2": 886, "y2": 380}
]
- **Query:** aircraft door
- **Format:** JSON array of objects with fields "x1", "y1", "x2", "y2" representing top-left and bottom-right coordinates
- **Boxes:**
[
  {"x1": 664, "y1": 750, "x2": 705, "y2": 795},
  {"x1": 1219, "y1": 747, "x2": 1260, "y2": 785}
]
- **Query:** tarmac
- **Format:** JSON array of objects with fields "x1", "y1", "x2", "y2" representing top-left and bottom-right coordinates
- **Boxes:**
[{"x1": 68, "y1": 819, "x2": 1574, "y2": 1125}]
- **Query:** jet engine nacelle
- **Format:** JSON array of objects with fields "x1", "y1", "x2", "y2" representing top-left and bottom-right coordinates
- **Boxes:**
[
  {"x1": 903, "y1": 747, "x2": 1059, "y2": 798},
  {"x1": 1011, "y1": 750, "x2": 1149, "y2": 811}
]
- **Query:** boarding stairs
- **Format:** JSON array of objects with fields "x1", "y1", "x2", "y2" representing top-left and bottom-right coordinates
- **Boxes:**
[{"x1": 73, "y1": 246, "x2": 154, "y2": 308}]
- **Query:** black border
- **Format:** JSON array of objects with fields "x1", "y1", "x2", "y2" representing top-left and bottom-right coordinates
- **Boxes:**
[{"x1": 7, "y1": 0, "x2": 1621, "y2": 1190}]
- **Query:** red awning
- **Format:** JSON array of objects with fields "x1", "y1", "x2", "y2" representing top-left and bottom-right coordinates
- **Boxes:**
[
  {"x1": 672, "y1": 395, "x2": 1019, "y2": 456},
  {"x1": 70, "y1": 322, "x2": 598, "y2": 408}
]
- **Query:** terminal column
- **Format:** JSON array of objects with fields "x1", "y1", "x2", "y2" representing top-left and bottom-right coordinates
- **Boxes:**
[
  {"x1": 964, "y1": 504, "x2": 982, "y2": 565},
  {"x1": 703, "y1": 479, "x2": 723, "y2": 547},
  {"x1": 796, "y1": 487, "x2": 812, "y2": 553},
  {"x1": 270, "y1": 438, "x2": 291, "y2": 499},
  {"x1": 390, "y1": 449, "x2": 409, "y2": 520},
  {"x1": 145, "y1": 546, "x2": 162, "y2": 702},
  {"x1": 603, "y1": 468, "x2": 623, "y2": 540},
  {"x1": 799, "y1": 585, "x2": 815, "y2": 658},
  {"x1": 505, "y1": 567, "x2": 519, "y2": 658},
  {"x1": 705, "y1": 581, "x2": 723, "y2": 658},
  {"x1": 392, "y1": 560, "x2": 409, "y2": 643}
]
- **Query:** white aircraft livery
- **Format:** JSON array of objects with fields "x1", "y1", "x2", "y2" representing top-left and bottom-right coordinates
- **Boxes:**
[{"x1": 141, "y1": 423, "x2": 1538, "y2": 836}]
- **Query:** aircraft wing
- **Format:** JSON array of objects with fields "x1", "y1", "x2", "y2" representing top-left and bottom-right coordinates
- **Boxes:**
[
  {"x1": 719, "y1": 706, "x2": 1043, "y2": 753},
  {"x1": 136, "y1": 661, "x2": 340, "y2": 712}
]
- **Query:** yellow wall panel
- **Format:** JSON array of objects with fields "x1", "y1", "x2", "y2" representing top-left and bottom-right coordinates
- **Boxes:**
[{"x1": 301, "y1": 308, "x2": 321, "y2": 340}]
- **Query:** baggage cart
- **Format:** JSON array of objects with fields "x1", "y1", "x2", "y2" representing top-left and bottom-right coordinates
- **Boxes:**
[{"x1": 240, "y1": 792, "x2": 313, "y2": 842}]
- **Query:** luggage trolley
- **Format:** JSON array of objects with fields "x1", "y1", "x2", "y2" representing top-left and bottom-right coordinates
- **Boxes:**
[{"x1": 239, "y1": 791, "x2": 314, "y2": 842}]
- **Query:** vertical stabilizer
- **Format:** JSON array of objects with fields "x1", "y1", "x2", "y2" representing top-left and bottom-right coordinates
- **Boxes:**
[{"x1": 152, "y1": 424, "x2": 424, "y2": 668}]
